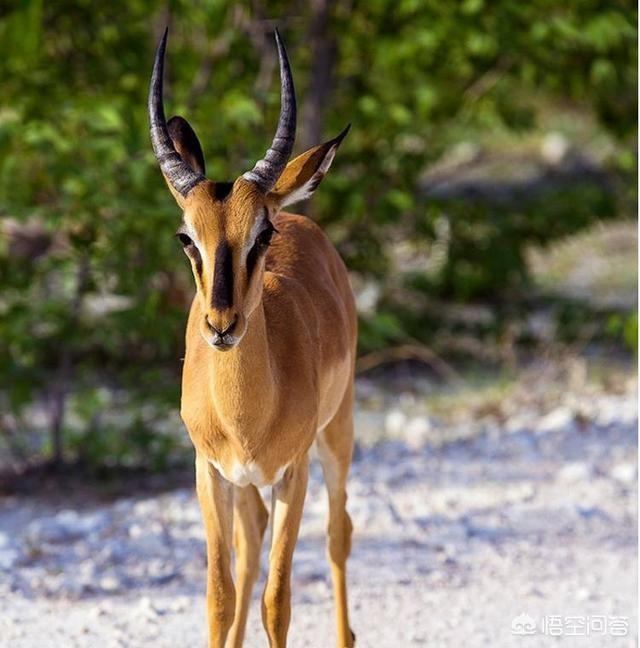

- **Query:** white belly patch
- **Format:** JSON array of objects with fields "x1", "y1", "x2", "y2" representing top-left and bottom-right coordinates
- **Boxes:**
[{"x1": 210, "y1": 459, "x2": 288, "y2": 487}]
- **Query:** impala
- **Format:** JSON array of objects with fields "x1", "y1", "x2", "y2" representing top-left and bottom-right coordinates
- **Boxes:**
[{"x1": 148, "y1": 27, "x2": 356, "y2": 648}]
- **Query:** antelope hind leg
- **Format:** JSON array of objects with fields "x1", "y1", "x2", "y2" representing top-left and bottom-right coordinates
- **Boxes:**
[{"x1": 317, "y1": 387, "x2": 356, "y2": 648}]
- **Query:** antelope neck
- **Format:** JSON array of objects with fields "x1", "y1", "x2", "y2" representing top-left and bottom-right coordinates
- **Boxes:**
[{"x1": 207, "y1": 302, "x2": 276, "y2": 429}]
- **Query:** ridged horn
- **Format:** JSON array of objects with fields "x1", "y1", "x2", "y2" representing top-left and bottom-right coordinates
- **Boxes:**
[
  {"x1": 149, "y1": 28, "x2": 205, "y2": 198},
  {"x1": 242, "y1": 29, "x2": 297, "y2": 192}
]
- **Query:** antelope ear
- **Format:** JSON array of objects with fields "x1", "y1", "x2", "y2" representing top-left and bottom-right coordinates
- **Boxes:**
[
  {"x1": 269, "y1": 125, "x2": 350, "y2": 207},
  {"x1": 167, "y1": 116, "x2": 206, "y2": 175}
]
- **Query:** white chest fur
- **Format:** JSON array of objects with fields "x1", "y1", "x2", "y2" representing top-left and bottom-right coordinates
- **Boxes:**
[{"x1": 210, "y1": 458, "x2": 288, "y2": 487}]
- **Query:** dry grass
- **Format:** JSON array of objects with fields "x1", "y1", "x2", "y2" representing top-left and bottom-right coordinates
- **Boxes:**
[{"x1": 527, "y1": 219, "x2": 637, "y2": 309}]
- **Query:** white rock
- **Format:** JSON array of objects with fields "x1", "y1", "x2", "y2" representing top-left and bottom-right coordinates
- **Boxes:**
[
  {"x1": 541, "y1": 132, "x2": 569, "y2": 164},
  {"x1": 611, "y1": 463, "x2": 637, "y2": 485},
  {"x1": 576, "y1": 587, "x2": 593, "y2": 601},
  {"x1": 505, "y1": 413, "x2": 532, "y2": 434},
  {"x1": 405, "y1": 417, "x2": 432, "y2": 449},
  {"x1": 91, "y1": 602, "x2": 112, "y2": 618},
  {"x1": 133, "y1": 499, "x2": 158, "y2": 516},
  {"x1": 99, "y1": 575, "x2": 122, "y2": 592},
  {"x1": 138, "y1": 596, "x2": 160, "y2": 618},
  {"x1": 558, "y1": 462, "x2": 591, "y2": 483},
  {"x1": 536, "y1": 407, "x2": 573, "y2": 434},
  {"x1": 354, "y1": 280, "x2": 380, "y2": 314},
  {"x1": 385, "y1": 409, "x2": 407, "y2": 436}
]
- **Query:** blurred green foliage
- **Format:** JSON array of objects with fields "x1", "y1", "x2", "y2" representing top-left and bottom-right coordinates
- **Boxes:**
[
  {"x1": 606, "y1": 312, "x2": 639, "y2": 354},
  {"x1": 0, "y1": 0, "x2": 636, "y2": 469}
]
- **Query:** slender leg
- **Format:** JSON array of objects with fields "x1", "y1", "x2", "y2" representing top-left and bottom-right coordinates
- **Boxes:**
[
  {"x1": 317, "y1": 387, "x2": 356, "y2": 648},
  {"x1": 227, "y1": 485, "x2": 269, "y2": 647},
  {"x1": 261, "y1": 456, "x2": 309, "y2": 647},
  {"x1": 195, "y1": 453, "x2": 236, "y2": 648}
]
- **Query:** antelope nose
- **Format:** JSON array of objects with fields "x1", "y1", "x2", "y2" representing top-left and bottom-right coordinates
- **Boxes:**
[{"x1": 206, "y1": 314, "x2": 238, "y2": 337}]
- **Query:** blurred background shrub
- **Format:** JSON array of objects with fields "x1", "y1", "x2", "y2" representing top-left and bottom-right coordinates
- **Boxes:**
[{"x1": 0, "y1": 0, "x2": 636, "y2": 472}]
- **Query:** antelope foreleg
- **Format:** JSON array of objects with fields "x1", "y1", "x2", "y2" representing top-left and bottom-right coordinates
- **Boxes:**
[
  {"x1": 195, "y1": 453, "x2": 236, "y2": 648},
  {"x1": 261, "y1": 455, "x2": 309, "y2": 647}
]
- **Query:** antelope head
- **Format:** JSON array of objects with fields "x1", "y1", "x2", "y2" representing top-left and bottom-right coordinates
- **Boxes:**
[{"x1": 149, "y1": 28, "x2": 349, "y2": 351}]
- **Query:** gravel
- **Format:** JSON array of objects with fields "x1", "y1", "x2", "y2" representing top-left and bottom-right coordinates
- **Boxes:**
[{"x1": 0, "y1": 372, "x2": 637, "y2": 647}]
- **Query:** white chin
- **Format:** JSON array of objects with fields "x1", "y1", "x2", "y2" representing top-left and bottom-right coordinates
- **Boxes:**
[{"x1": 202, "y1": 333, "x2": 239, "y2": 351}]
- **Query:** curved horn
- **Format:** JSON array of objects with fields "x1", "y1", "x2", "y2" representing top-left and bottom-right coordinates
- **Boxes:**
[
  {"x1": 243, "y1": 29, "x2": 297, "y2": 192},
  {"x1": 149, "y1": 28, "x2": 205, "y2": 198}
]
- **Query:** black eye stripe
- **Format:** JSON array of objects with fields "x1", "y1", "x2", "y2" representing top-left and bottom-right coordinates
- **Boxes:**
[
  {"x1": 179, "y1": 220, "x2": 271, "y2": 299},
  {"x1": 246, "y1": 228, "x2": 272, "y2": 279},
  {"x1": 212, "y1": 239, "x2": 233, "y2": 310},
  {"x1": 246, "y1": 243, "x2": 261, "y2": 280},
  {"x1": 188, "y1": 247, "x2": 203, "y2": 281},
  {"x1": 194, "y1": 250, "x2": 203, "y2": 280}
]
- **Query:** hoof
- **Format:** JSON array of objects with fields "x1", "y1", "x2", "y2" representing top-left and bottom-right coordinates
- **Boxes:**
[{"x1": 350, "y1": 629, "x2": 356, "y2": 645}]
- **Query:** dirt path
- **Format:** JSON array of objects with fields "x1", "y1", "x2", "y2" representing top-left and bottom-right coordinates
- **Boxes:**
[{"x1": 0, "y1": 376, "x2": 636, "y2": 647}]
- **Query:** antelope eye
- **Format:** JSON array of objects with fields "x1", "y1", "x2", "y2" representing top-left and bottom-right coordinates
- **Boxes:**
[
  {"x1": 177, "y1": 233, "x2": 193, "y2": 247},
  {"x1": 257, "y1": 224, "x2": 274, "y2": 247}
]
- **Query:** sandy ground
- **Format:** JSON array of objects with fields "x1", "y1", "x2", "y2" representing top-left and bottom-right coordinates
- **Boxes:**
[{"x1": 0, "y1": 370, "x2": 637, "y2": 647}]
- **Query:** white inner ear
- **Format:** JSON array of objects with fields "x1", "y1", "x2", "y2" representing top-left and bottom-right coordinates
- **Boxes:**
[{"x1": 280, "y1": 145, "x2": 338, "y2": 208}]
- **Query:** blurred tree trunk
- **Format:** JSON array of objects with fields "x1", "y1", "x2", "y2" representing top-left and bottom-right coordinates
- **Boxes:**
[
  {"x1": 300, "y1": 0, "x2": 336, "y2": 151},
  {"x1": 48, "y1": 253, "x2": 90, "y2": 468},
  {"x1": 49, "y1": 348, "x2": 72, "y2": 468}
]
